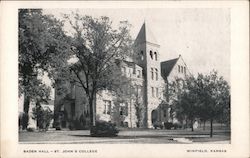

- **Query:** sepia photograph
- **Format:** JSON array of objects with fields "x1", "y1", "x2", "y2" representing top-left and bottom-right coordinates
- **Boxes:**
[
  {"x1": 1, "y1": 1, "x2": 249, "y2": 158},
  {"x1": 18, "y1": 8, "x2": 231, "y2": 144}
]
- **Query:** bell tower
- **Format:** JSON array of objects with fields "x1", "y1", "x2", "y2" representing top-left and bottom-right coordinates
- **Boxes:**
[{"x1": 134, "y1": 22, "x2": 162, "y2": 128}]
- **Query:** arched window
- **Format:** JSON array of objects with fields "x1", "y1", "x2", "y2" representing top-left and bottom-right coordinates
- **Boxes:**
[
  {"x1": 151, "y1": 87, "x2": 155, "y2": 97},
  {"x1": 140, "y1": 51, "x2": 144, "y2": 60},
  {"x1": 156, "y1": 87, "x2": 159, "y2": 97},
  {"x1": 150, "y1": 51, "x2": 153, "y2": 60},
  {"x1": 155, "y1": 68, "x2": 158, "y2": 80},
  {"x1": 154, "y1": 52, "x2": 157, "y2": 61},
  {"x1": 151, "y1": 68, "x2": 154, "y2": 80}
]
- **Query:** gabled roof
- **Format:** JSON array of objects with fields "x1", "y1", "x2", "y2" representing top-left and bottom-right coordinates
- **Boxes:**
[
  {"x1": 134, "y1": 22, "x2": 158, "y2": 45},
  {"x1": 161, "y1": 57, "x2": 179, "y2": 77}
]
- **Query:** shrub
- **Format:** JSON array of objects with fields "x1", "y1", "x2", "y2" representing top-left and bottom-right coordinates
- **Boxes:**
[
  {"x1": 90, "y1": 121, "x2": 119, "y2": 137},
  {"x1": 173, "y1": 123, "x2": 182, "y2": 129},
  {"x1": 153, "y1": 121, "x2": 163, "y2": 129},
  {"x1": 53, "y1": 112, "x2": 62, "y2": 130},
  {"x1": 19, "y1": 113, "x2": 29, "y2": 130},
  {"x1": 164, "y1": 122, "x2": 174, "y2": 129},
  {"x1": 69, "y1": 114, "x2": 89, "y2": 130},
  {"x1": 54, "y1": 121, "x2": 61, "y2": 130},
  {"x1": 27, "y1": 127, "x2": 35, "y2": 132},
  {"x1": 32, "y1": 104, "x2": 53, "y2": 131}
]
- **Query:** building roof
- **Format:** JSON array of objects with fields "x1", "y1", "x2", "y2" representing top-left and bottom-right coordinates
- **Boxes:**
[
  {"x1": 161, "y1": 57, "x2": 179, "y2": 77},
  {"x1": 134, "y1": 22, "x2": 159, "y2": 45}
]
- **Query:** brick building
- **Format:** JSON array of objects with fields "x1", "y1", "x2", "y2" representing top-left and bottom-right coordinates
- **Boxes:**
[{"x1": 54, "y1": 22, "x2": 190, "y2": 129}]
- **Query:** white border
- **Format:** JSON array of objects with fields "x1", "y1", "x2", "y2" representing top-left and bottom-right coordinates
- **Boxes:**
[{"x1": 0, "y1": 1, "x2": 249, "y2": 158}]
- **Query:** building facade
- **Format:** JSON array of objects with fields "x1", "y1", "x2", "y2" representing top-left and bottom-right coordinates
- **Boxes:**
[{"x1": 54, "y1": 23, "x2": 190, "y2": 129}]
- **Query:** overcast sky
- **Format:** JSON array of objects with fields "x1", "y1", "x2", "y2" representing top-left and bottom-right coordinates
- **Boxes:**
[{"x1": 44, "y1": 8, "x2": 230, "y2": 83}]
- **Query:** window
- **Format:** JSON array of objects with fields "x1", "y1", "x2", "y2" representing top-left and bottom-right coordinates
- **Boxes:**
[
  {"x1": 151, "y1": 68, "x2": 154, "y2": 80},
  {"x1": 181, "y1": 66, "x2": 183, "y2": 73},
  {"x1": 156, "y1": 88, "x2": 159, "y2": 97},
  {"x1": 120, "y1": 103, "x2": 128, "y2": 116},
  {"x1": 155, "y1": 68, "x2": 158, "y2": 80},
  {"x1": 163, "y1": 109, "x2": 167, "y2": 117},
  {"x1": 150, "y1": 51, "x2": 153, "y2": 59},
  {"x1": 128, "y1": 68, "x2": 132, "y2": 77},
  {"x1": 154, "y1": 52, "x2": 157, "y2": 61},
  {"x1": 103, "y1": 100, "x2": 111, "y2": 115},
  {"x1": 178, "y1": 65, "x2": 180, "y2": 73},
  {"x1": 137, "y1": 70, "x2": 141, "y2": 78},
  {"x1": 121, "y1": 67, "x2": 126, "y2": 74},
  {"x1": 184, "y1": 67, "x2": 186, "y2": 74},
  {"x1": 141, "y1": 51, "x2": 144, "y2": 60},
  {"x1": 151, "y1": 87, "x2": 155, "y2": 97},
  {"x1": 120, "y1": 107, "x2": 123, "y2": 115}
]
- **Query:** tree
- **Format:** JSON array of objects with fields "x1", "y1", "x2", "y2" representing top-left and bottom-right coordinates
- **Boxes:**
[
  {"x1": 133, "y1": 85, "x2": 144, "y2": 128},
  {"x1": 172, "y1": 71, "x2": 230, "y2": 137},
  {"x1": 195, "y1": 71, "x2": 230, "y2": 137},
  {"x1": 32, "y1": 102, "x2": 53, "y2": 131},
  {"x1": 64, "y1": 13, "x2": 133, "y2": 126},
  {"x1": 19, "y1": 9, "x2": 71, "y2": 129},
  {"x1": 172, "y1": 77, "x2": 199, "y2": 131}
]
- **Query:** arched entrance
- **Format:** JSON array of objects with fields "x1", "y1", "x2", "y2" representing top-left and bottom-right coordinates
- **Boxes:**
[{"x1": 151, "y1": 110, "x2": 158, "y2": 124}]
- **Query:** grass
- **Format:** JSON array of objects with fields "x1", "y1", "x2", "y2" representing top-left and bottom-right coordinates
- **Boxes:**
[{"x1": 19, "y1": 125, "x2": 230, "y2": 144}]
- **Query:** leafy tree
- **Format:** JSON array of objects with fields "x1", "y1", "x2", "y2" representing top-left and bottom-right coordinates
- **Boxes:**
[
  {"x1": 172, "y1": 77, "x2": 199, "y2": 131},
  {"x1": 171, "y1": 71, "x2": 230, "y2": 137},
  {"x1": 167, "y1": 77, "x2": 189, "y2": 128},
  {"x1": 195, "y1": 71, "x2": 230, "y2": 137},
  {"x1": 64, "y1": 13, "x2": 132, "y2": 127},
  {"x1": 32, "y1": 103, "x2": 53, "y2": 131},
  {"x1": 19, "y1": 9, "x2": 70, "y2": 129}
]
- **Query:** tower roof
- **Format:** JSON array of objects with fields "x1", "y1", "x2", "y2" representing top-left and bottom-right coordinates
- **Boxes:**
[{"x1": 134, "y1": 22, "x2": 159, "y2": 45}]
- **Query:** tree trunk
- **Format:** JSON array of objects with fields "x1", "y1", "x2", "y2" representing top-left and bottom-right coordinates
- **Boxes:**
[
  {"x1": 23, "y1": 94, "x2": 30, "y2": 114},
  {"x1": 203, "y1": 120, "x2": 206, "y2": 130},
  {"x1": 88, "y1": 92, "x2": 96, "y2": 127},
  {"x1": 191, "y1": 120, "x2": 194, "y2": 132},
  {"x1": 89, "y1": 98, "x2": 94, "y2": 126},
  {"x1": 210, "y1": 119, "x2": 213, "y2": 137},
  {"x1": 23, "y1": 94, "x2": 30, "y2": 130},
  {"x1": 185, "y1": 119, "x2": 188, "y2": 129}
]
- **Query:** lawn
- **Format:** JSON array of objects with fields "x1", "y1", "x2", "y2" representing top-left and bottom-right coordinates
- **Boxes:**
[{"x1": 19, "y1": 126, "x2": 230, "y2": 144}]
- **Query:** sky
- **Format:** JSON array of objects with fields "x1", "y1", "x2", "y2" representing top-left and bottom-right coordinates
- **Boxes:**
[{"x1": 44, "y1": 8, "x2": 230, "y2": 83}]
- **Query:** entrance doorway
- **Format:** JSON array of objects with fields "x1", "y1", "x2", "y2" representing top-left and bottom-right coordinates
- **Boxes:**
[{"x1": 151, "y1": 110, "x2": 158, "y2": 124}]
